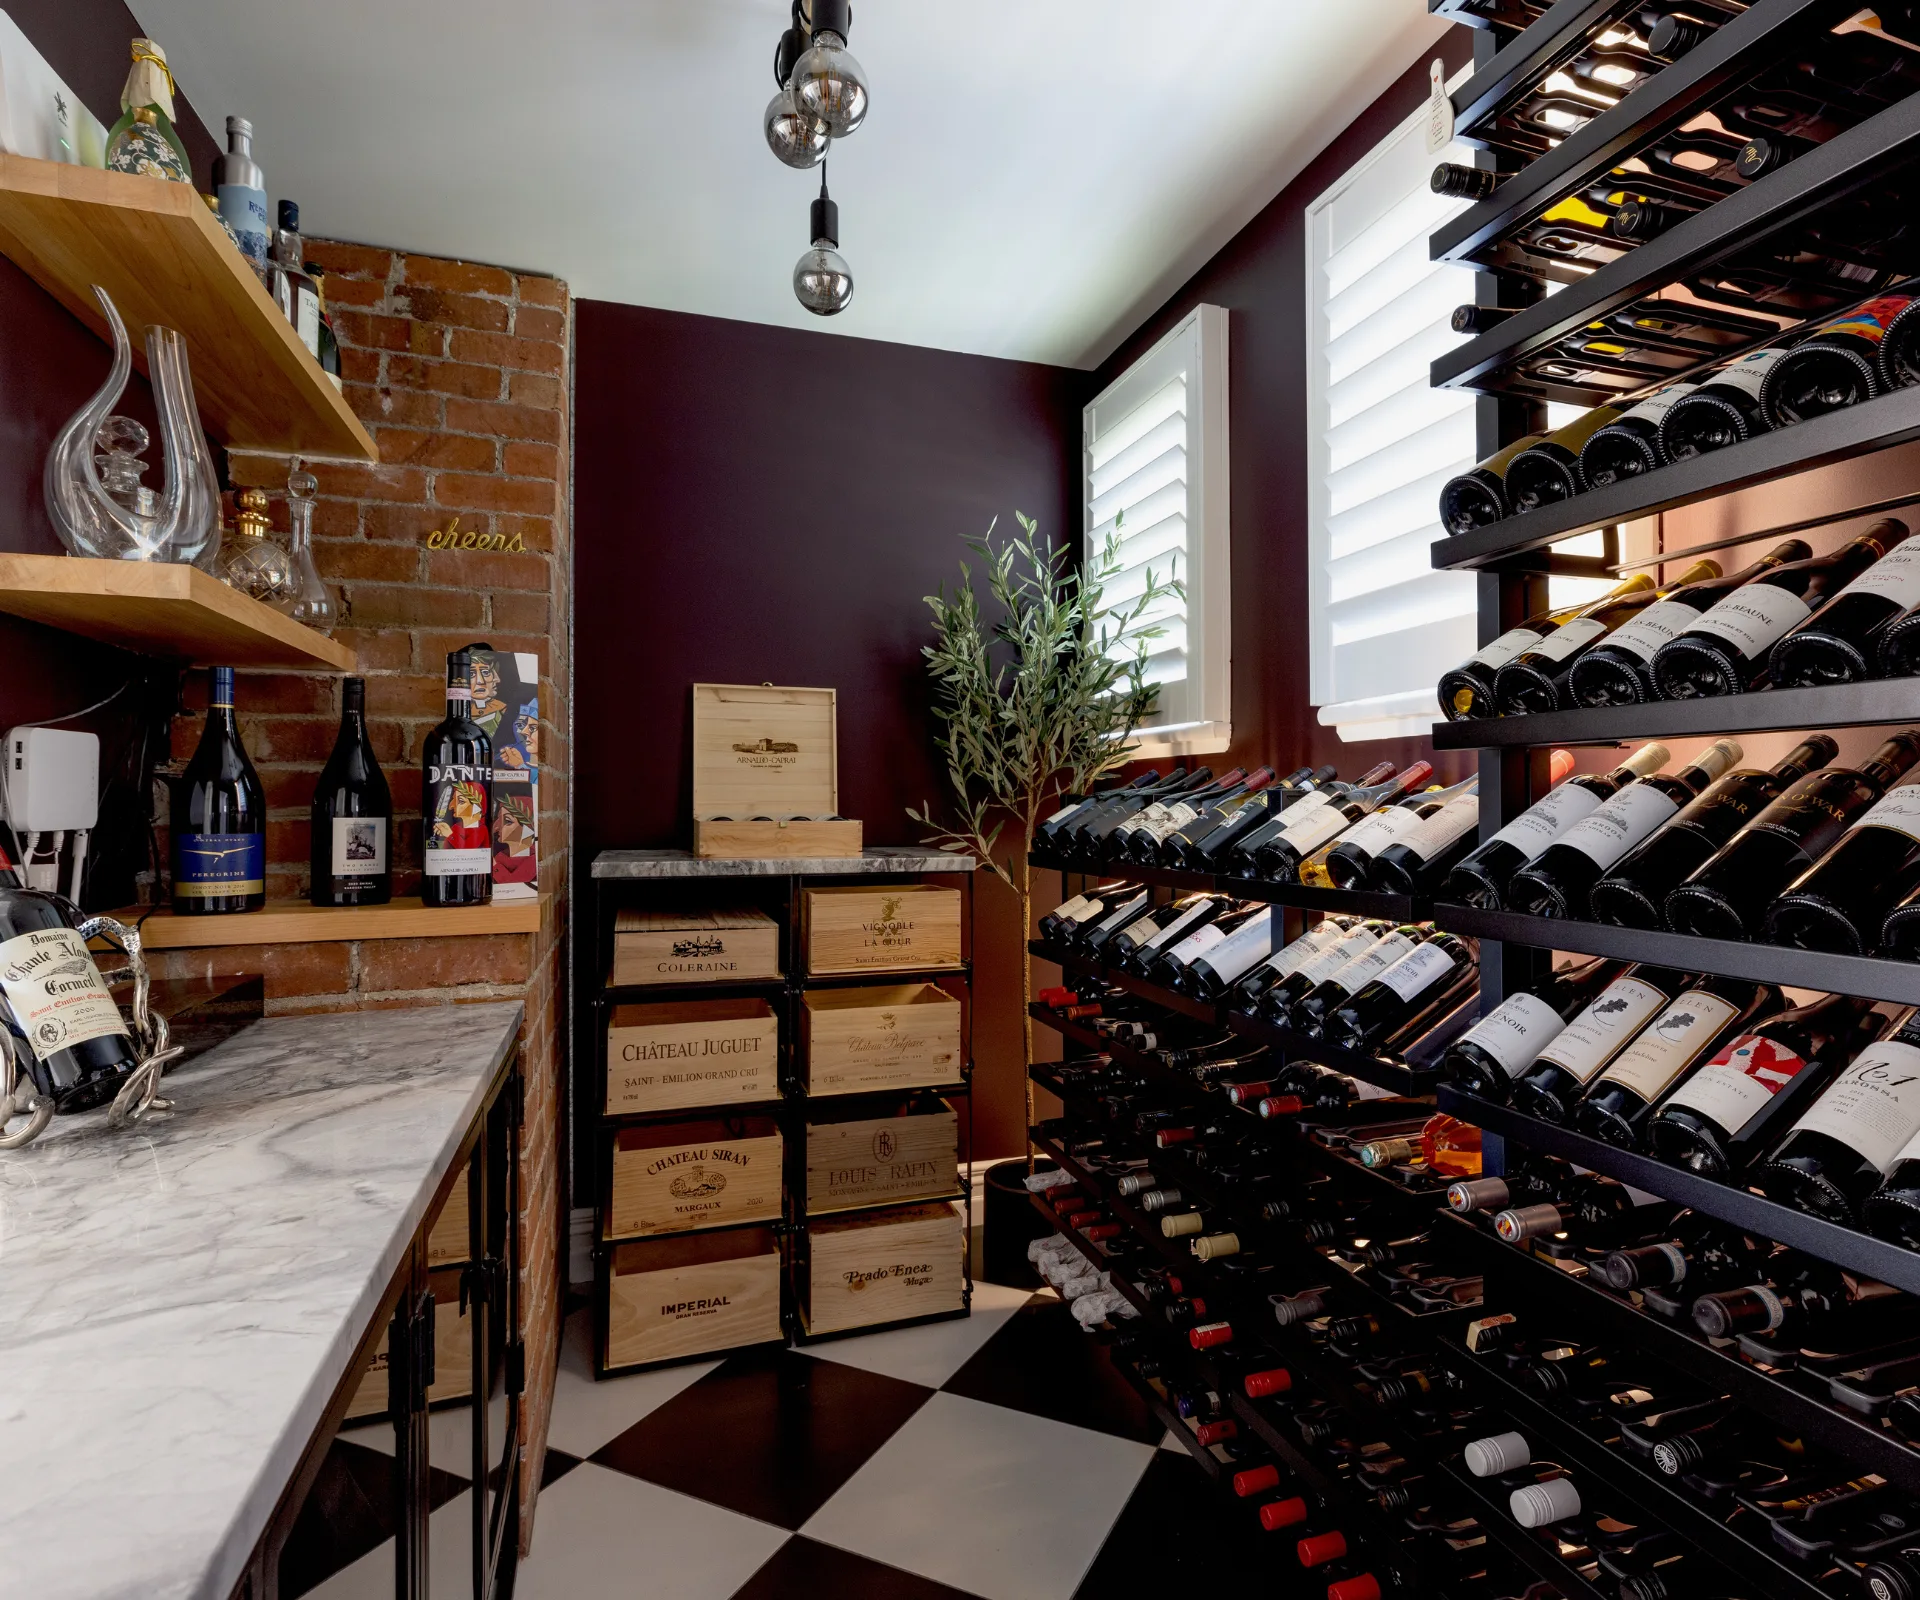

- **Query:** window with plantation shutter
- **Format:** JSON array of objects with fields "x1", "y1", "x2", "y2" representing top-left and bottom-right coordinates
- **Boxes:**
[
  {"x1": 1305, "y1": 81, "x2": 1480, "y2": 743},
  {"x1": 1084, "y1": 303, "x2": 1230, "y2": 755}
]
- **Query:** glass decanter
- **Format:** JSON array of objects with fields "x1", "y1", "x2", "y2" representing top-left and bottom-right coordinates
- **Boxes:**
[
  {"x1": 220, "y1": 487, "x2": 293, "y2": 602},
  {"x1": 274, "y1": 463, "x2": 338, "y2": 634}
]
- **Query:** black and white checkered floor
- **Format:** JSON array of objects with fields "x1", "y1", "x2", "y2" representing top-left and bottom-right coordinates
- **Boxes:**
[{"x1": 291, "y1": 1278, "x2": 1272, "y2": 1598}]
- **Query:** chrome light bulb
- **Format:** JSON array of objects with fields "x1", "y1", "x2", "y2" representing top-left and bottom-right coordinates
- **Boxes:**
[
  {"x1": 790, "y1": 29, "x2": 868, "y2": 137},
  {"x1": 793, "y1": 181, "x2": 852, "y2": 316},
  {"x1": 764, "y1": 85, "x2": 828, "y2": 169}
]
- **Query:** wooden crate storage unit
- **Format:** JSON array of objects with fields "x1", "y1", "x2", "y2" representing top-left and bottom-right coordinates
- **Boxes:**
[
  {"x1": 691, "y1": 683, "x2": 862, "y2": 859},
  {"x1": 611, "y1": 907, "x2": 782, "y2": 987},
  {"x1": 606, "y1": 1116, "x2": 784, "y2": 1239},
  {"x1": 605, "y1": 998, "x2": 781, "y2": 1114},
  {"x1": 606, "y1": 1226, "x2": 784, "y2": 1369},
  {"x1": 806, "y1": 1098, "x2": 960, "y2": 1216},
  {"x1": 801, "y1": 982, "x2": 963, "y2": 1096},
  {"x1": 801, "y1": 884, "x2": 964, "y2": 975},
  {"x1": 801, "y1": 1202, "x2": 967, "y2": 1337}
]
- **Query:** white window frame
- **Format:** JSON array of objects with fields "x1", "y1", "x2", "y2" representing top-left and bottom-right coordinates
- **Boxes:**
[{"x1": 1083, "y1": 303, "x2": 1231, "y2": 758}]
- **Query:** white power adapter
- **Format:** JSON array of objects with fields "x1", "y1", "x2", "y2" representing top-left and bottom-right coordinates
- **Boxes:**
[{"x1": 3, "y1": 727, "x2": 99, "y2": 895}]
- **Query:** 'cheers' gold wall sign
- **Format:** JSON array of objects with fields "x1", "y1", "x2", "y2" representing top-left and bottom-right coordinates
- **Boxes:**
[{"x1": 425, "y1": 516, "x2": 525, "y2": 553}]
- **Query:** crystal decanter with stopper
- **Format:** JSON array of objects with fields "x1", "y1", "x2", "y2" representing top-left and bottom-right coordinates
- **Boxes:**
[
  {"x1": 220, "y1": 487, "x2": 293, "y2": 602},
  {"x1": 275, "y1": 462, "x2": 337, "y2": 633}
]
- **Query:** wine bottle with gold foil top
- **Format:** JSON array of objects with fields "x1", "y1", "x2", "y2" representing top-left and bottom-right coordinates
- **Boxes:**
[
  {"x1": 1502, "y1": 407, "x2": 1625, "y2": 513},
  {"x1": 1439, "y1": 434, "x2": 1547, "y2": 535},
  {"x1": 1438, "y1": 573, "x2": 1657, "y2": 720},
  {"x1": 1495, "y1": 568, "x2": 1715, "y2": 716}
]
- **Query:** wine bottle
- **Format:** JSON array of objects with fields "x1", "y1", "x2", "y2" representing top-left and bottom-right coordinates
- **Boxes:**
[
  {"x1": 1768, "y1": 776, "x2": 1920, "y2": 953},
  {"x1": 309, "y1": 676, "x2": 393, "y2": 908},
  {"x1": 1572, "y1": 975, "x2": 1782, "y2": 1148},
  {"x1": 1503, "y1": 408, "x2": 1625, "y2": 512},
  {"x1": 1769, "y1": 519, "x2": 1920, "y2": 686},
  {"x1": 1650, "y1": 530, "x2": 1895, "y2": 698},
  {"x1": 422, "y1": 648, "x2": 494, "y2": 908},
  {"x1": 1322, "y1": 776, "x2": 1476, "y2": 890},
  {"x1": 1439, "y1": 576, "x2": 1654, "y2": 720},
  {"x1": 1185, "y1": 907, "x2": 1277, "y2": 1001},
  {"x1": 1595, "y1": 1211, "x2": 1771, "y2": 1296},
  {"x1": 1290, "y1": 925, "x2": 1428, "y2": 1037},
  {"x1": 1231, "y1": 764, "x2": 1394, "y2": 878},
  {"x1": 1146, "y1": 902, "x2": 1262, "y2": 989},
  {"x1": 1758, "y1": 295, "x2": 1912, "y2": 428},
  {"x1": 1492, "y1": 574, "x2": 1665, "y2": 715},
  {"x1": 1261, "y1": 764, "x2": 1434, "y2": 885},
  {"x1": 171, "y1": 665, "x2": 268, "y2": 915},
  {"x1": 1756, "y1": 1008, "x2": 1920, "y2": 1224},
  {"x1": 1656, "y1": 346, "x2": 1793, "y2": 461},
  {"x1": 1507, "y1": 740, "x2": 1742, "y2": 919},
  {"x1": 1589, "y1": 737, "x2": 1838, "y2": 928},
  {"x1": 1862, "y1": 1116, "x2": 1920, "y2": 1248},
  {"x1": 1368, "y1": 782, "x2": 1482, "y2": 896},
  {"x1": 1114, "y1": 893, "x2": 1224, "y2": 975},
  {"x1": 1112, "y1": 768, "x2": 1241, "y2": 860},
  {"x1": 1649, "y1": 994, "x2": 1884, "y2": 1177},
  {"x1": 1881, "y1": 880, "x2": 1920, "y2": 957},
  {"x1": 1443, "y1": 743, "x2": 1669, "y2": 908},
  {"x1": 1576, "y1": 381, "x2": 1700, "y2": 487},
  {"x1": 1036, "y1": 774, "x2": 1154, "y2": 849},
  {"x1": 1438, "y1": 434, "x2": 1547, "y2": 535},
  {"x1": 1038, "y1": 880, "x2": 1132, "y2": 941},
  {"x1": 1441, "y1": 957, "x2": 1618, "y2": 1102},
  {"x1": 1161, "y1": 769, "x2": 1283, "y2": 867},
  {"x1": 1691, "y1": 1264, "x2": 1909, "y2": 1343},
  {"x1": 1566, "y1": 542, "x2": 1809, "y2": 707},
  {"x1": 1079, "y1": 889, "x2": 1156, "y2": 953},
  {"x1": 0, "y1": 841, "x2": 140, "y2": 1112},
  {"x1": 1510, "y1": 966, "x2": 1693, "y2": 1123},
  {"x1": 1256, "y1": 921, "x2": 1389, "y2": 1020},
  {"x1": 1228, "y1": 919, "x2": 1351, "y2": 1009},
  {"x1": 1323, "y1": 935, "x2": 1478, "y2": 1055},
  {"x1": 1179, "y1": 767, "x2": 1333, "y2": 869},
  {"x1": 1064, "y1": 768, "x2": 1209, "y2": 859},
  {"x1": 1665, "y1": 732, "x2": 1920, "y2": 941}
]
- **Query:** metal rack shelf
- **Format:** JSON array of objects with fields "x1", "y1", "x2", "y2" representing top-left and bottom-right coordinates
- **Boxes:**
[
  {"x1": 1031, "y1": 849, "x2": 1427, "y2": 923},
  {"x1": 1029, "y1": 940, "x2": 1223, "y2": 1023},
  {"x1": 1430, "y1": 678, "x2": 1920, "y2": 747},
  {"x1": 1223, "y1": 1012, "x2": 1443, "y2": 1099}
]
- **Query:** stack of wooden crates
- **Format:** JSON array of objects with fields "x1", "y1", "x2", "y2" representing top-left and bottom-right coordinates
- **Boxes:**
[{"x1": 589, "y1": 686, "x2": 976, "y2": 1375}]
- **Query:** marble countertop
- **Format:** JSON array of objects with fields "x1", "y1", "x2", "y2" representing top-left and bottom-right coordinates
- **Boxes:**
[
  {"x1": 0, "y1": 1000, "x2": 524, "y2": 1600},
  {"x1": 594, "y1": 846, "x2": 979, "y2": 878}
]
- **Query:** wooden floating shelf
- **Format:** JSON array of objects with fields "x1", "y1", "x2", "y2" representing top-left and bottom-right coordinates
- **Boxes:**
[
  {"x1": 0, "y1": 155, "x2": 376, "y2": 462},
  {"x1": 110, "y1": 894, "x2": 547, "y2": 950},
  {"x1": 0, "y1": 553, "x2": 355, "y2": 670}
]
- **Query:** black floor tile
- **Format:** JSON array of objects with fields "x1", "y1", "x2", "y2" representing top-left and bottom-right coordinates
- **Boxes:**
[
  {"x1": 1071, "y1": 1451, "x2": 1276, "y2": 1598},
  {"x1": 940, "y1": 1297, "x2": 1163, "y2": 1445},
  {"x1": 731, "y1": 1535, "x2": 984, "y2": 1599},
  {"x1": 541, "y1": 1446, "x2": 581, "y2": 1487},
  {"x1": 589, "y1": 1348, "x2": 935, "y2": 1529},
  {"x1": 279, "y1": 1439, "x2": 466, "y2": 1599}
]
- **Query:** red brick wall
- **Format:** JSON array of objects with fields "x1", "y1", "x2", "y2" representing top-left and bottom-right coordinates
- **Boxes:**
[{"x1": 151, "y1": 243, "x2": 571, "y2": 1551}]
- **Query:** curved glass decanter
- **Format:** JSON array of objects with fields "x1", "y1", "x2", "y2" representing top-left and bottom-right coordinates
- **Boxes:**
[
  {"x1": 220, "y1": 487, "x2": 293, "y2": 602},
  {"x1": 274, "y1": 462, "x2": 338, "y2": 634}
]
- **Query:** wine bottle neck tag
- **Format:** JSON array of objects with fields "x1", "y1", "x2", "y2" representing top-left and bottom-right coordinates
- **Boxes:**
[
  {"x1": 1835, "y1": 540, "x2": 1920, "y2": 609},
  {"x1": 1458, "y1": 992, "x2": 1568, "y2": 1077},
  {"x1": 1426, "y1": 57, "x2": 1453, "y2": 151},
  {"x1": 1400, "y1": 793, "x2": 1480, "y2": 861},
  {"x1": 1556, "y1": 782, "x2": 1681, "y2": 870},
  {"x1": 1688, "y1": 583, "x2": 1814, "y2": 658},
  {"x1": 1534, "y1": 977, "x2": 1668, "y2": 1085},
  {"x1": 1373, "y1": 941, "x2": 1455, "y2": 1003},
  {"x1": 1467, "y1": 624, "x2": 1546, "y2": 672},
  {"x1": 1661, "y1": 1034, "x2": 1810, "y2": 1133},
  {"x1": 1841, "y1": 783, "x2": 1920, "y2": 846},
  {"x1": 1787, "y1": 1039, "x2": 1920, "y2": 1174},
  {"x1": 1488, "y1": 781, "x2": 1604, "y2": 860},
  {"x1": 1595, "y1": 990, "x2": 1741, "y2": 1101},
  {"x1": 1600, "y1": 599, "x2": 1703, "y2": 664},
  {"x1": 1526, "y1": 615, "x2": 1608, "y2": 664}
]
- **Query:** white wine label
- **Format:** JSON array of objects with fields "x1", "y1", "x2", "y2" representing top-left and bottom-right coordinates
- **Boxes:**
[
  {"x1": 1557, "y1": 782, "x2": 1681, "y2": 870},
  {"x1": 1468, "y1": 625, "x2": 1547, "y2": 672},
  {"x1": 1206, "y1": 910, "x2": 1276, "y2": 984},
  {"x1": 1527, "y1": 616, "x2": 1609, "y2": 664},
  {"x1": 1487, "y1": 781, "x2": 1604, "y2": 860},
  {"x1": 1278, "y1": 804, "x2": 1355, "y2": 858},
  {"x1": 0, "y1": 928, "x2": 127, "y2": 1062},
  {"x1": 1143, "y1": 902, "x2": 1213, "y2": 951},
  {"x1": 1117, "y1": 803, "x2": 1168, "y2": 836},
  {"x1": 1066, "y1": 896, "x2": 1114, "y2": 925},
  {"x1": 1374, "y1": 941, "x2": 1456, "y2": 1003},
  {"x1": 1594, "y1": 989, "x2": 1740, "y2": 1100},
  {"x1": 1619, "y1": 382, "x2": 1699, "y2": 425},
  {"x1": 1042, "y1": 799, "x2": 1084, "y2": 826},
  {"x1": 1275, "y1": 789, "x2": 1334, "y2": 826},
  {"x1": 1534, "y1": 977, "x2": 1669, "y2": 1084},
  {"x1": 1332, "y1": 805, "x2": 1427, "y2": 859},
  {"x1": 1660, "y1": 1033, "x2": 1811, "y2": 1133},
  {"x1": 1051, "y1": 893, "x2": 1093, "y2": 922},
  {"x1": 1328, "y1": 932, "x2": 1417, "y2": 997},
  {"x1": 1090, "y1": 893, "x2": 1149, "y2": 934},
  {"x1": 1458, "y1": 992, "x2": 1567, "y2": 1078},
  {"x1": 1836, "y1": 539, "x2": 1920, "y2": 609},
  {"x1": 1297, "y1": 928, "x2": 1383, "y2": 987},
  {"x1": 1703, "y1": 345, "x2": 1790, "y2": 403},
  {"x1": 330, "y1": 816, "x2": 388, "y2": 877},
  {"x1": 1118, "y1": 915, "x2": 1164, "y2": 949},
  {"x1": 1599, "y1": 599, "x2": 1704, "y2": 664},
  {"x1": 1787, "y1": 1039, "x2": 1920, "y2": 1174},
  {"x1": 1840, "y1": 783, "x2": 1920, "y2": 848},
  {"x1": 1688, "y1": 583, "x2": 1813, "y2": 658},
  {"x1": 1883, "y1": 1120, "x2": 1920, "y2": 1173},
  {"x1": 1168, "y1": 921, "x2": 1228, "y2": 965},
  {"x1": 1400, "y1": 793, "x2": 1480, "y2": 861},
  {"x1": 1260, "y1": 922, "x2": 1348, "y2": 980},
  {"x1": 1150, "y1": 801, "x2": 1201, "y2": 839}
]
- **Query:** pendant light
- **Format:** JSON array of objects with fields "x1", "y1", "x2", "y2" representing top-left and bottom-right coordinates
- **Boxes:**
[
  {"x1": 787, "y1": 0, "x2": 869, "y2": 138},
  {"x1": 767, "y1": 2, "x2": 866, "y2": 312},
  {"x1": 793, "y1": 168, "x2": 853, "y2": 316},
  {"x1": 763, "y1": 19, "x2": 828, "y2": 169}
]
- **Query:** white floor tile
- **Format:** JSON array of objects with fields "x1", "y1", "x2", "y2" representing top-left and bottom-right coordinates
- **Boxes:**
[
  {"x1": 514, "y1": 1464, "x2": 790, "y2": 1600},
  {"x1": 1159, "y1": 1428, "x2": 1186, "y2": 1453},
  {"x1": 544, "y1": 1307, "x2": 720, "y2": 1458},
  {"x1": 802, "y1": 1391, "x2": 1152, "y2": 1600},
  {"x1": 302, "y1": 1491, "x2": 472, "y2": 1600},
  {"x1": 805, "y1": 1282, "x2": 1034, "y2": 1389}
]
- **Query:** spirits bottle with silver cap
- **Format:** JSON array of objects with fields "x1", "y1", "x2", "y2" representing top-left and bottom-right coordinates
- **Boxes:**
[{"x1": 214, "y1": 115, "x2": 271, "y2": 273}]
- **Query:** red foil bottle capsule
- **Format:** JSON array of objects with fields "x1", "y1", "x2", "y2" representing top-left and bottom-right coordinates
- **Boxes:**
[
  {"x1": 1258, "y1": 1095, "x2": 1305, "y2": 1119},
  {"x1": 1233, "y1": 1463, "x2": 1282, "y2": 1497},
  {"x1": 1245, "y1": 1367, "x2": 1293, "y2": 1398},
  {"x1": 1228, "y1": 1081, "x2": 1275, "y2": 1106},
  {"x1": 1260, "y1": 1495, "x2": 1311, "y2": 1532},
  {"x1": 1327, "y1": 1577, "x2": 1382, "y2": 1600},
  {"x1": 1037, "y1": 986, "x2": 1075, "y2": 1006},
  {"x1": 1190, "y1": 1320, "x2": 1234, "y2": 1349},
  {"x1": 1194, "y1": 1418, "x2": 1238, "y2": 1446},
  {"x1": 1084, "y1": 1222, "x2": 1121, "y2": 1241},
  {"x1": 1156, "y1": 1126, "x2": 1196, "y2": 1146},
  {"x1": 1063, "y1": 1002, "x2": 1102, "y2": 1020},
  {"x1": 1298, "y1": 1531, "x2": 1349, "y2": 1567}
]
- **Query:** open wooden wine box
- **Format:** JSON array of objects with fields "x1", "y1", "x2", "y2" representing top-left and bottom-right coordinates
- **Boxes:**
[{"x1": 690, "y1": 683, "x2": 862, "y2": 859}]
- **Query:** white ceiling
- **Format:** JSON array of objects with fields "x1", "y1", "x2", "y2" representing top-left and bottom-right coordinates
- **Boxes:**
[{"x1": 129, "y1": 0, "x2": 1448, "y2": 368}]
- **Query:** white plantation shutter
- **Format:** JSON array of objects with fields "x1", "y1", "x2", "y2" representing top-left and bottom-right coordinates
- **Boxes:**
[
  {"x1": 1085, "y1": 304, "x2": 1230, "y2": 754},
  {"x1": 1306, "y1": 83, "x2": 1480, "y2": 742}
]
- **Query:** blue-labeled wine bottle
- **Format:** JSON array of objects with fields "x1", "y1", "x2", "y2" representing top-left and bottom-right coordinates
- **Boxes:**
[{"x1": 171, "y1": 666, "x2": 267, "y2": 915}]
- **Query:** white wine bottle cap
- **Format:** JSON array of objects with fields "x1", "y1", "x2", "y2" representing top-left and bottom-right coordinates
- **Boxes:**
[
  {"x1": 1161, "y1": 1213, "x2": 1204, "y2": 1237},
  {"x1": 1465, "y1": 1431, "x2": 1531, "y2": 1477},
  {"x1": 1510, "y1": 1476, "x2": 1581, "y2": 1527},
  {"x1": 1622, "y1": 742, "x2": 1671, "y2": 778},
  {"x1": 1192, "y1": 1232, "x2": 1241, "y2": 1261},
  {"x1": 1695, "y1": 738, "x2": 1743, "y2": 779}
]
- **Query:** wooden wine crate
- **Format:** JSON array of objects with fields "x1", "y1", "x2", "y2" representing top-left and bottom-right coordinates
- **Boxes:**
[
  {"x1": 802, "y1": 1202, "x2": 966, "y2": 1336},
  {"x1": 605, "y1": 998, "x2": 780, "y2": 1114},
  {"x1": 806, "y1": 1099, "x2": 958, "y2": 1216},
  {"x1": 344, "y1": 1267, "x2": 473, "y2": 1420},
  {"x1": 800, "y1": 885, "x2": 964, "y2": 976},
  {"x1": 607, "y1": 1117, "x2": 784, "y2": 1239},
  {"x1": 691, "y1": 683, "x2": 862, "y2": 859},
  {"x1": 800, "y1": 983, "x2": 962, "y2": 1096},
  {"x1": 606, "y1": 1227, "x2": 783, "y2": 1368},
  {"x1": 612, "y1": 907, "x2": 781, "y2": 987},
  {"x1": 425, "y1": 1164, "x2": 469, "y2": 1268}
]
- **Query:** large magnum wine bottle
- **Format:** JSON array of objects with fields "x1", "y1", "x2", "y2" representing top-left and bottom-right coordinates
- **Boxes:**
[
  {"x1": 310, "y1": 676, "x2": 393, "y2": 908},
  {"x1": 1323, "y1": 934, "x2": 1477, "y2": 1054},
  {"x1": 1565, "y1": 541, "x2": 1809, "y2": 707},
  {"x1": 1572, "y1": 976, "x2": 1782, "y2": 1148},
  {"x1": 1756, "y1": 1009, "x2": 1920, "y2": 1224},
  {"x1": 1443, "y1": 744, "x2": 1668, "y2": 908},
  {"x1": 1439, "y1": 577, "x2": 1652, "y2": 720},
  {"x1": 1506, "y1": 740, "x2": 1742, "y2": 920},
  {"x1": 1758, "y1": 296, "x2": 1911, "y2": 428},
  {"x1": 1510, "y1": 965, "x2": 1693, "y2": 1124},
  {"x1": 1589, "y1": 737, "x2": 1839, "y2": 928},
  {"x1": 1649, "y1": 993, "x2": 1883, "y2": 1178},
  {"x1": 1656, "y1": 346, "x2": 1792, "y2": 461},
  {"x1": 1439, "y1": 434, "x2": 1547, "y2": 535},
  {"x1": 1492, "y1": 573, "x2": 1666, "y2": 715},
  {"x1": 1649, "y1": 530, "x2": 1894, "y2": 698},
  {"x1": 1767, "y1": 776, "x2": 1920, "y2": 954},
  {"x1": 1441, "y1": 957, "x2": 1618, "y2": 1102},
  {"x1": 1576, "y1": 381, "x2": 1699, "y2": 487},
  {"x1": 1503, "y1": 409, "x2": 1624, "y2": 512},
  {"x1": 1666, "y1": 732, "x2": 1920, "y2": 941},
  {"x1": 0, "y1": 843, "x2": 139, "y2": 1112},
  {"x1": 1768, "y1": 519, "x2": 1920, "y2": 687},
  {"x1": 1369, "y1": 780, "x2": 1482, "y2": 895},
  {"x1": 171, "y1": 665, "x2": 268, "y2": 915},
  {"x1": 422, "y1": 648, "x2": 494, "y2": 908}
]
